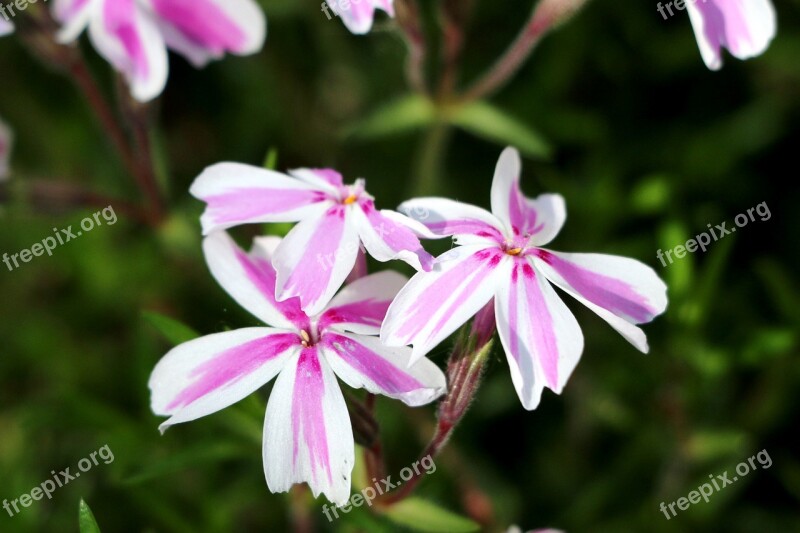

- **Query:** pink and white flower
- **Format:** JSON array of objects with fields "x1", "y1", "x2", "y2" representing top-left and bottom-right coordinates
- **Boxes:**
[
  {"x1": 324, "y1": 0, "x2": 395, "y2": 35},
  {"x1": 381, "y1": 147, "x2": 668, "y2": 410},
  {"x1": 149, "y1": 231, "x2": 445, "y2": 505},
  {"x1": 686, "y1": 0, "x2": 776, "y2": 70},
  {"x1": 53, "y1": 0, "x2": 266, "y2": 102},
  {"x1": 191, "y1": 163, "x2": 436, "y2": 316},
  {"x1": 0, "y1": 118, "x2": 12, "y2": 180}
]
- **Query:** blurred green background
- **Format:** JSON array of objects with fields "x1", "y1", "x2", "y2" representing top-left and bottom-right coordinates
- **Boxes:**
[{"x1": 1, "y1": 0, "x2": 798, "y2": 531}]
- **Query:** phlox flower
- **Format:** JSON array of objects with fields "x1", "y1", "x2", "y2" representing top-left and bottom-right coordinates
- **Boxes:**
[
  {"x1": 53, "y1": 0, "x2": 266, "y2": 101},
  {"x1": 324, "y1": 0, "x2": 395, "y2": 35},
  {"x1": 191, "y1": 164, "x2": 435, "y2": 316},
  {"x1": 686, "y1": 0, "x2": 776, "y2": 70},
  {"x1": 381, "y1": 148, "x2": 668, "y2": 410},
  {"x1": 0, "y1": 118, "x2": 12, "y2": 180},
  {"x1": 149, "y1": 231, "x2": 445, "y2": 505}
]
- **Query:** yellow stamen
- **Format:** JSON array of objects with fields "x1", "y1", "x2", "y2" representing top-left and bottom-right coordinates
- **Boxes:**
[
  {"x1": 507, "y1": 247, "x2": 523, "y2": 256},
  {"x1": 343, "y1": 195, "x2": 357, "y2": 205},
  {"x1": 300, "y1": 330, "x2": 311, "y2": 347}
]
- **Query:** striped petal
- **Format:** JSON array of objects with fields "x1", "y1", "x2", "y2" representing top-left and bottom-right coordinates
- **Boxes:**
[
  {"x1": 86, "y1": 0, "x2": 169, "y2": 101},
  {"x1": 490, "y1": 147, "x2": 565, "y2": 246},
  {"x1": 289, "y1": 168, "x2": 345, "y2": 195},
  {"x1": 382, "y1": 245, "x2": 509, "y2": 363},
  {"x1": 274, "y1": 205, "x2": 360, "y2": 316},
  {"x1": 150, "y1": 0, "x2": 266, "y2": 67},
  {"x1": 322, "y1": 332, "x2": 446, "y2": 406},
  {"x1": 532, "y1": 250, "x2": 668, "y2": 353},
  {"x1": 191, "y1": 163, "x2": 332, "y2": 235},
  {"x1": 353, "y1": 200, "x2": 435, "y2": 272},
  {"x1": 318, "y1": 270, "x2": 407, "y2": 335},
  {"x1": 330, "y1": 0, "x2": 395, "y2": 35},
  {"x1": 687, "y1": 0, "x2": 776, "y2": 70},
  {"x1": 263, "y1": 347, "x2": 353, "y2": 506},
  {"x1": 203, "y1": 231, "x2": 310, "y2": 330},
  {"x1": 494, "y1": 260, "x2": 584, "y2": 411},
  {"x1": 149, "y1": 328, "x2": 300, "y2": 432},
  {"x1": 398, "y1": 198, "x2": 506, "y2": 245}
]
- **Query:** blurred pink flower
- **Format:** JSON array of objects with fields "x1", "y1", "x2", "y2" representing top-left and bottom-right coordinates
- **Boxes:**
[
  {"x1": 53, "y1": 0, "x2": 266, "y2": 101},
  {"x1": 381, "y1": 148, "x2": 668, "y2": 410},
  {"x1": 191, "y1": 164, "x2": 435, "y2": 315},
  {"x1": 0, "y1": 15, "x2": 13, "y2": 36},
  {"x1": 686, "y1": 0, "x2": 776, "y2": 70},
  {"x1": 323, "y1": 0, "x2": 394, "y2": 35},
  {"x1": 149, "y1": 231, "x2": 445, "y2": 505}
]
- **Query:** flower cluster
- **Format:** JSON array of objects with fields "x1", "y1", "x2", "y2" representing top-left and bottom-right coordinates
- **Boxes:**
[{"x1": 149, "y1": 147, "x2": 667, "y2": 503}]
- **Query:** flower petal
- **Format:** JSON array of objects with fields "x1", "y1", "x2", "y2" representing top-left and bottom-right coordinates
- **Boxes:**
[
  {"x1": 319, "y1": 270, "x2": 408, "y2": 335},
  {"x1": 289, "y1": 168, "x2": 345, "y2": 195},
  {"x1": 532, "y1": 250, "x2": 668, "y2": 352},
  {"x1": 0, "y1": 17, "x2": 13, "y2": 37},
  {"x1": 53, "y1": 0, "x2": 95, "y2": 43},
  {"x1": 322, "y1": 332, "x2": 446, "y2": 406},
  {"x1": 494, "y1": 260, "x2": 584, "y2": 410},
  {"x1": 150, "y1": 0, "x2": 266, "y2": 67},
  {"x1": 190, "y1": 163, "x2": 331, "y2": 235},
  {"x1": 490, "y1": 147, "x2": 565, "y2": 246},
  {"x1": 382, "y1": 245, "x2": 509, "y2": 362},
  {"x1": 687, "y1": 0, "x2": 776, "y2": 70},
  {"x1": 398, "y1": 198, "x2": 505, "y2": 245},
  {"x1": 263, "y1": 348, "x2": 353, "y2": 506},
  {"x1": 353, "y1": 200, "x2": 435, "y2": 271},
  {"x1": 203, "y1": 231, "x2": 310, "y2": 330},
  {"x1": 274, "y1": 205, "x2": 360, "y2": 316},
  {"x1": 149, "y1": 328, "x2": 300, "y2": 432},
  {"x1": 329, "y1": 0, "x2": 395, "y2": 35},
  {"x1": 87, "y1": 0, "x2": 169, "y2": 101}
]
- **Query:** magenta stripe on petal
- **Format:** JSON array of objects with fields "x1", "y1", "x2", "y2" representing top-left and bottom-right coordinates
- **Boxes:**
[
  {"x1": 205, "y1": 188, "x2": 327, "y2": 225},
  {"x1": 291, "y1": 348, "x2": 332, "y2": 485},
  {"x1": 361, "y1": 200, "x2": 434, "y2": 270},
  {"x1": 536, "y1": 250, "x2": 656, "y2": 323},
  {"x1": 397, "y1": 248, "x2": 502, "y2": 339},
  {"x1": 166, "y1": 333, "x2": 298, "y2": 411},
  {"x1": 323, "y1": 333, "x2": 423, "y2": 393},
  {"x1": 426, "y1": 219, "x2": 505, "y2": 242},
  {"x1": 104, "y1": 0, "x2": 148, "y2": 77},
  {"x1": 281, "y1": 206, "x2": 347, "y2": 306},
  {"x1": 318, "y1": 299, "x2": 390, "y2": 333},
  {"x1": 234, "y1": 249, "x2": 310, "y2": 330},
  {"x1": 511, "y1": 262, "x2": 558, "y2": 388},
  {"x1": 152, "y1": 0, "x2": 247, "y2": 53}
]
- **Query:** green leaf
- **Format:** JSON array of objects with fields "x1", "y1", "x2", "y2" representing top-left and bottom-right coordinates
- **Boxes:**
[
  {"x1": 383, "y1": 498, "x2": 480, "y2": 532},
  {"x1": 79, "y1": 500, "x2": 102, "y2": 533},
  {"x1": 449, "y1": 101, "x2": 551, "y2": 159},
  {"x1": 142, "y1": 311, "x2": 199, "y2": 346},
  {"x1": 345, "y1": 95, "x2": 436, "y2": 140}
]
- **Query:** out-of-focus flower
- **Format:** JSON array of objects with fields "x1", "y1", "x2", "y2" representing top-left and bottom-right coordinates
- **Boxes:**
[
  {"x1": 149, "y1": 231, "x2": 445, "y2": 505},
  {"x1": 0, "y1": 15, "x2": 13, "y2": 36},
  {"x1": 686, "y1": 0, "x2": 776, "y2": 70},
  {"x1": 53, "y1": 0, "x2": 267, "y2": 101},
  {"x1": 0, "y1": 118, "x2": 12, "y2": 180},
  {"x1": 322, "y1": 0, "x2": 394, "y2": 35},
  {"x1": 191, "y1": 164, "x2": 435, "y2": 315},
  {"x1": 382, "y1": 147, "x2": 667, "y2": 410}
]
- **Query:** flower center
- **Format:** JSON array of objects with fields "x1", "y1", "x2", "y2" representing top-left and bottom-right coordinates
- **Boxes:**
[
  {"x1": 506, "y1": 247, "x2": 523, "y2": 256},
  {"x1": 300, "y1": 330, "x2": 314, "y2": 348},
  {"x1": 343, "y1": 194, "x2": 357, "y2": 205}
]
